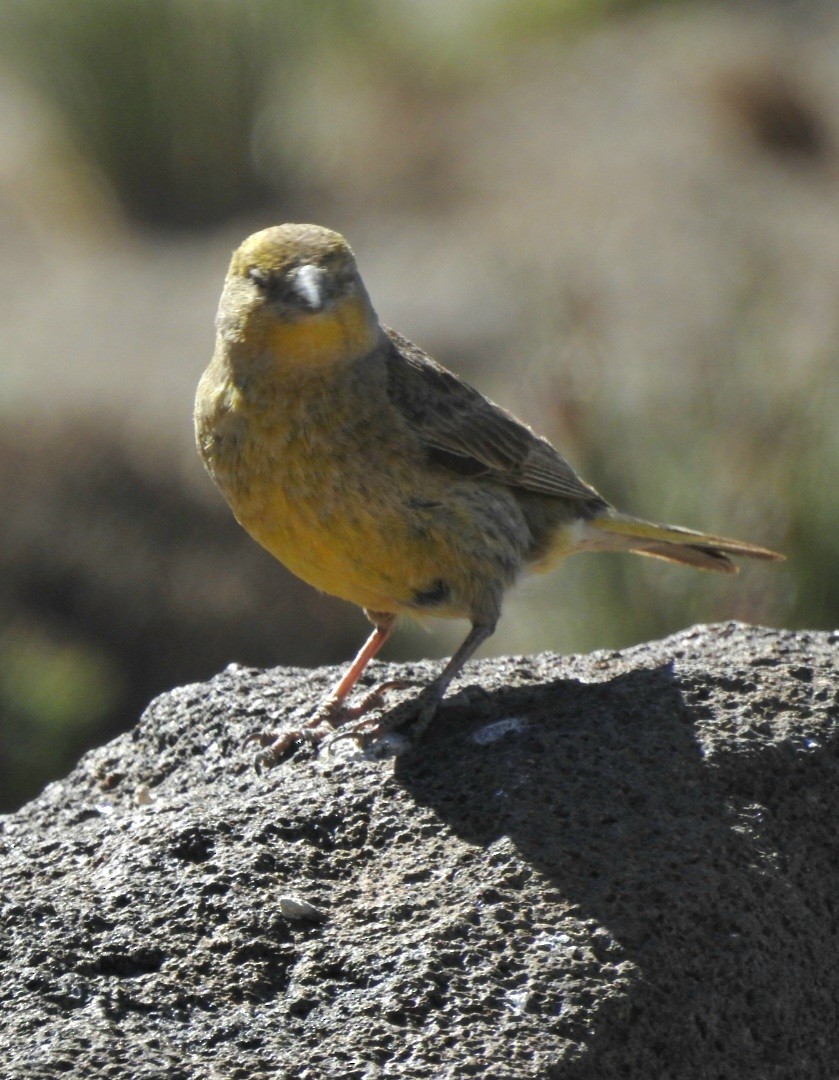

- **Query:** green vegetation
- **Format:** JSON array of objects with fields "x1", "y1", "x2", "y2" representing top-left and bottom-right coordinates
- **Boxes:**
[{"x1": 0, "y1": 621, "x2": 122, "y2": 807}]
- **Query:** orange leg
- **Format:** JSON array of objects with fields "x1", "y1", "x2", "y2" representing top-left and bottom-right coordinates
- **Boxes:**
[{"x1": 319, "y1": 613, "x2": 397, "y2": 715}]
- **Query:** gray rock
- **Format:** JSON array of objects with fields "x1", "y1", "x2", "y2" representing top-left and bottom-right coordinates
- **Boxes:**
[{"x1": 1, "y1": 622, "x2": 837, "y2": 1079}]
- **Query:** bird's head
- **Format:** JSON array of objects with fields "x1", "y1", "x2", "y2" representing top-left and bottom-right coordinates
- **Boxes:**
[{"x1": 216, "y1": 223, "x2": 380, "y2": 367}]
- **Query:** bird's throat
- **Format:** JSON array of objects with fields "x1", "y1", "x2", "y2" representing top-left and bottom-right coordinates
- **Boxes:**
[{"x1": 265, "y1": 298, "x2": 377, "y2": 369}]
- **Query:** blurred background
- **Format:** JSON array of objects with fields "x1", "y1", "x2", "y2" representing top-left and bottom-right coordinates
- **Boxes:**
[{"x1": 1, "y1": 0, "x2": 836, "y2": 811}]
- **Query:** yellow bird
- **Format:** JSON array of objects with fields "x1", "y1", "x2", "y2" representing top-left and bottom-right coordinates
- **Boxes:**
[{"x1": 194, "y1": 223, "x2": 783, "y2": 765}]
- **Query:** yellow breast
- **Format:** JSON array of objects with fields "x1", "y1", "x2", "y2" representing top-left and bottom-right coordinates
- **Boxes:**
[{"x1": 200, "y1": 375, "x2": 451, "y2": 614}]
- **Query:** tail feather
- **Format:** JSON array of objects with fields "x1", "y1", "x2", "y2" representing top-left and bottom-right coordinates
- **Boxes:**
[{"x1": 588, "y1": 512, "x2": 784, "y2": 575}]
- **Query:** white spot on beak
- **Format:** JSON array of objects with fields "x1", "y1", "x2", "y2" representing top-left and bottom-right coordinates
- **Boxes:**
[{"x1": 292, "y1": 264, "x2": 327, "y2": 311}]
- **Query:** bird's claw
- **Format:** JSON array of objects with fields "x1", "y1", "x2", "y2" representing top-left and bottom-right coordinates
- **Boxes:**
[
  {"x1": 244, "y1": 729, "x2": 303, "y2": 772},
  {"x1": 243, "y1": 712, "x2": 335, "y2": 771},
  {"x1": 340, "y1": 678, "x2": 416, "y2": 719},
  {"x1": 324, "y1": 686, "x2": 441, "y2": 750},
  {"x1": 245, "y1": 680, "x2": 421, "y2": 769}
]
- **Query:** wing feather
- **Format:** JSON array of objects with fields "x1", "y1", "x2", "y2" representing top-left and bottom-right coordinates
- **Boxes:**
[{"x1": 383, "y1": 328, "x2": 606, "y2": 505}]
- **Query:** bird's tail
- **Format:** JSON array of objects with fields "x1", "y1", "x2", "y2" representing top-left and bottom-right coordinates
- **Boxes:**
[{"x1": 587, "y1": 510, "x2": 784, "y2": 574}]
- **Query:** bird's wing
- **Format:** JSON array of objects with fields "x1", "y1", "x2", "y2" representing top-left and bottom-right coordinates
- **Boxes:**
[{"x1": 383, "y1": 328, "x2": 606, "y2": 504}]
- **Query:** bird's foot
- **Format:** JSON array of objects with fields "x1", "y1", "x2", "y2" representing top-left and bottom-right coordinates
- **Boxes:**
[
  {"x1": 340, "y1": 679, "x2": 417, "y2": 720},
  {"x1": 245, "y1": 679, "x2": 417, "y2": 770},
  {"x1": 323, "y1": 684, "x2": 443, "y2": 752},
  {"x1": 243, "y1": 724, "x2": 322, "y2": 772}
]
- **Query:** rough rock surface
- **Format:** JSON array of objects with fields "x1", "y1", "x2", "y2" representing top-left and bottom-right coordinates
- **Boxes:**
[{"x1": 1, "y1": 622, "x2": 837, "y2": 1079}]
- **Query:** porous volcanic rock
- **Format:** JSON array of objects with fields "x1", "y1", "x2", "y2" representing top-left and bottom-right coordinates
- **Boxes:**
[{"x1": 1, "y1": 623, "x2": 837, "y2": 1079}]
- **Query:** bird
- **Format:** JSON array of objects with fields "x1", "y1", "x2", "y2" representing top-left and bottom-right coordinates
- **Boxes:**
[{"x1": 194, "y1": 223, "x2": 783, "y2": 766}]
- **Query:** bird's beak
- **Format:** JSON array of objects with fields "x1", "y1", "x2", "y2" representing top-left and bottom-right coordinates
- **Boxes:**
[{"x1": 290, "y1": 264, "x2": 329, "y2": 312}]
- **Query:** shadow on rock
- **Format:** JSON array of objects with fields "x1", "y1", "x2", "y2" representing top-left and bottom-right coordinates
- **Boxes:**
[{"x1": 395, "y1": 659, "x2": 838, "y2": 1075}]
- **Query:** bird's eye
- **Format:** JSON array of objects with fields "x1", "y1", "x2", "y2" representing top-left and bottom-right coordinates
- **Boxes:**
[{"x1": 247, "y1": 266, "x2": 270, "y2": 289}]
